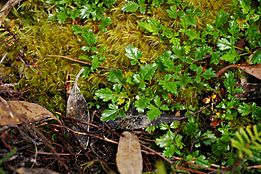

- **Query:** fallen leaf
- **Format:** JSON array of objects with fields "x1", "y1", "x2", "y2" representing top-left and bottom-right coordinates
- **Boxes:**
[
  {"x1": 0, "y1": 98, "x2": 57, "y2": 126},
  {"x1": 239, "y1": 64, "x2": 261, "y2": 80},
  {"x1": 66, "y1": 68, "x2": 90, "y2": 148},
  {"x1": 116, "y1": 131, "x2": 143, "y2": 174},
  {"x1": 16, "y1": 167, "x2": 59, "y2": 174},
  {"x1": 216, "y1": 64, "x2": 261, "y2": 80}
]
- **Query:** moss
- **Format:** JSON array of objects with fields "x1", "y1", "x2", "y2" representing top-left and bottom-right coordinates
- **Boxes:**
[{"x1": 96, "y1": 1, "x2": 167, "y2": 67}]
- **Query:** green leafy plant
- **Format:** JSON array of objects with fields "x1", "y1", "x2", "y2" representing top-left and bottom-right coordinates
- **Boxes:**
[
  {"x1": 231, "y1": 125, "x2": 261, "y2": 159},
  {"x1": 45, "y1": 0, "x2": 116, "y2": 23}
]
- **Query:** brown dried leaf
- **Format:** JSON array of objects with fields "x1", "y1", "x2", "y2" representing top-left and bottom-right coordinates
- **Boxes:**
[
  {"x1": 16, "y1": 167, "x2": 60, "y2": 174},
  {"x1": 66, "y1": 68, "x2": 90, "y2": 148},
  {"x1": 116, "y1": 131, "x2": 143, "y2": 174},
  {"x1": 239, "y1": 64, "x2": 261, "y2": 80},
  {"x1": 0, "y1": 100, "x2": 56, "y2": 126}
]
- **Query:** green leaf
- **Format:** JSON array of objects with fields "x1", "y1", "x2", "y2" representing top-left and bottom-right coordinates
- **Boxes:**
[
  {"x1": 222, "y1": 49, "x2": 239, "y2": 63},
  {"x1": 138, "y1": 19, "x2": 161, "y2": 35},
  {"x1": 154, "y1": 95, "x2": 161, "y2": 107},
  {"x1": 72, "y1": 25, "x2": 84, "y2": 34},
  {"x1": 160, "y1": 51, "x2": 175, "y2": 72},
  {"x1": 101, "y1": 109, "x2": 118, "y2": 121},
  {"x1": 202, "y1": 68, "x2": 216, "y2": 80},
  {"x1": 134, "y1": 96, "x2": 151, "y2": 112},
  {"x1": 108, "y1": 69, "x2": 124, "y2": 84},
  {"x1": 138, "y1": 0, "x2": 146, "y2": 14},
  {"x1": 224, "y1": 72, "x2": 238, "y2": 94},
  {"x1": 238, "y1": 102, "x2": 252, "y2": 116},
  {"x1": 122, "y1": 1, "x2": 139, "y2": 13},
  {"x1": 140, "y1": 63, "x2": 158, "y2": 81},
  {"x1": 101, "y1": 104, "x2": 125, "y2": 121},
  {"x1": 210, "y1": 51, "x2": 221, "y2": 65},
  {"x1": 239, "y1": 0, "x2": 251, "y2": 14},
  {"x1": 147, "y1": 105, "x2": 162, "y2": 120},
  {"x1": 80, "y1": 5, "x2": 92, "y2": 19},
  {"x1": 91, "y1": 55, "x2": 101, "y2": 70},
  {"x1": 215, "y1": 10, "x2": 229, "y2": 28},
  {"x1": 167, "y1": 5, "x2": 178, "y2": 19},
  {"x1": 228, "y1": 20, "x2": 240, "y2": 37},
  {"x1": 95, "y1": 88, "x2": 115, "y2": 102},
  {"x1": 57, "y1": 10, "x2": 68, "y2": 23},
  {"x1": 133, "y1": 73, "x2": 142, "y2": 83},
  {"x1": 251, "y1": 49, "x2": 261, "y2": 64},
  {"x1": 159, "y1": 80, "x2": 178, "y2": 96},
  {"x1": 217, "y1": 38, "x2": 232, "y2": 51},
  {"x1": 82, "y1": 30, "x2": 96, "y2": 45},
  {"x1": 170, "y1": 121, "x2": 180, "y2": 129},
  {"x1": 180, "y1": 14, "x2": 197, "y2": 28},
  {"x1": 125, "y1": 45, "x2": 142, "y2": 65},
  {"x1": 99, "y1": 17, "x2": 112, "y2": 31}
]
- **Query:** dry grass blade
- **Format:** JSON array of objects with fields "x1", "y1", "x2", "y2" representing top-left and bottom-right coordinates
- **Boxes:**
[{"x1": 116, "y1": 131, "x2": 143, "y2": 174}]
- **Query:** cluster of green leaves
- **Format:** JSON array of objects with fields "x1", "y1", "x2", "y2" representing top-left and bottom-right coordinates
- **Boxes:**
[
  {"x1": 45, "y1": 0, "x2": 115, "y2": 26},
  {"x1": 122, "y1": 0, "x2": 165, "y2": 14},
  {"x1": 232, "y1": 125, "x2": 261, "y2": 159},
  {"x1": 93, "y1": 0, "x2": 261, "y2": 170},
  {"x1": 71, "y1": 25, "x2": 105, "y2": 70}
]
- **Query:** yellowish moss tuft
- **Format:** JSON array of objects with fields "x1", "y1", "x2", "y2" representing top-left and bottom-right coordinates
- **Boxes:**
[
  {"x1": 96, "y1": 1, "x2": 167, "y2": 67},
  {"x1": 183, "y1": 0, "x2": 232, "y2": 25}
]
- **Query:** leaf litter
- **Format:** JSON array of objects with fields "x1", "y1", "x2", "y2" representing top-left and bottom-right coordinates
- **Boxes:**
[{"x1": 66, "y1": 68, "x2": 90, "y2": 149}]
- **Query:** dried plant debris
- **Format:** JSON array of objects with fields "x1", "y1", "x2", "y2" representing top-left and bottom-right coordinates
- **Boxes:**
[
  {"x1": 108, "y1": 111, "x2": 187, "y2": 130},
  {"x1": 66, "y1": 68, "x2": 90, "y2": 149},
  {"x1": 16, "y1": 167, "x2": 60, "y2": 174},
  {"x1": 0, "y1": 96, "x2": 57, "y2": 126},
  {"x1": 235, "y1": 83, "x2": 261, "y2": 100},
  {"x1": 116, "y1": 131, "x2": 142, "y2": 174}
]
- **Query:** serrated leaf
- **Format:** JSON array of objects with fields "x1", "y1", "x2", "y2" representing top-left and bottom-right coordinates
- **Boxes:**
[
  {"x1": 228, "y1": 20, "x2": 239, "y2": 37},
  {"x1": 122, "y1": 1, "x2": 139, "y2": 13},
  {"x1": 134, "y1": 97, "x2": 151, "y2": 112},
  {"x1": 160, "y1": 51, "x2": 174, "y2": 72},
  {"x1": 140, "y1": 63, "x2": 158, "y2": 81},
  {"x1": 125, "y1": 45, "x2": 142, "y2": 65},
  {"x1": 222, "y1": 49, "x2": 239, "y2": 63},
  {"x1": 108, "y1": 69, "x2": 124, "y2": 84},
  {"x1": 82, "y1": 30, "x2": 96, "y2": 45},
  {"x1": 116, "y1": 131, "x2": 143, "y2": 174},
  {"x1": 180, "y1": 14, "x2": 197, "y2": 28},
  {"x1": 217, "y1": 38, "x2": 232, "y2": 51},
  {"x1": 95, "y1": 88, "x2": 115, "y2": 101},
  {"x1": 202, "y1": 68, "x2": 216, "y2": 80},
  {"x1": 154, "y1": 95, "x2": 161, "y2": 107},
  {"x1": 101, "y1": 109, "x2": 118, "y2": 121},
  {"x1": 215, "y1": 10, "x2": 229, "y2": 28},
  {"x1": 167, "y1": 5, "x2": 178, "y2": 19},
  {"x1": 91, "y1": 55, "x2": 101, "y2": 70},
  {"x1": 159, "y1": 80, "x2": 178, "y2": 95},
  {"x1": 138, "y1": 19, "x2": 161, "y2": 35},
  {"x1": 147, "y1": 105, "x2": 161, "y2": 120},
  {"x1": 57, "y1": 10, "x2": 68, "y2": 23},
  {"x1": 80, "y1": 5, "x2": 91, "y2": 19}
]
